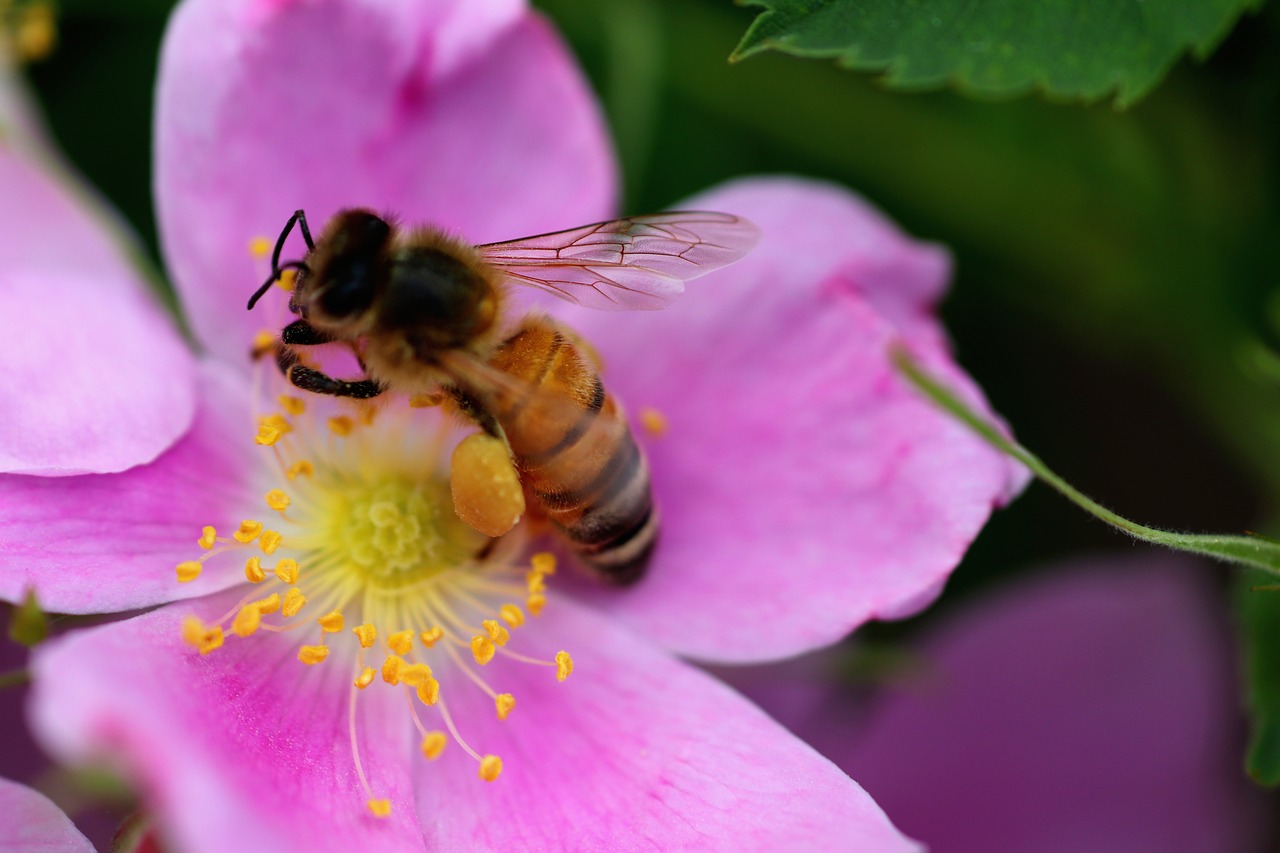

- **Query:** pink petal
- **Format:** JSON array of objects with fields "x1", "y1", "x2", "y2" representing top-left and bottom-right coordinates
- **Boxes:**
[
  {"x1": 0, "y1": 147, "x2": 195, "y2": 475},
  {"x1": 562, "y1": 177, "x2": 1026, "y2": 662},
  {"x1": 0, "y1": 361, "x2": 257, "y2": 613},
  {"x1": 0, "y1": 777, "x2": 93, "y2": 852},
  {"x1": 155, "y1": 0, "x2": 616, "y2": 366},
  {"x1": 29, "y1": 591, "x2": 425, "y2": 853},
  {"x1": 415, "y1": 597, "x2": 918, "y2": 851},
  {"x1": 739, "y1": 557, "x2": 1268, "y2": 853}
]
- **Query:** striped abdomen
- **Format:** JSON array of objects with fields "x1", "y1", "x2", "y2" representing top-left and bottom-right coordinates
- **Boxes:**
[{"x1": 473, "y1": 318, "x2": 656, "y2": 584}]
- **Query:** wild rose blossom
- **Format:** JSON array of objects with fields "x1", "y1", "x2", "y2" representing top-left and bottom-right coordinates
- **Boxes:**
[
  {"x1": 0, "y1": 777, "x2": 93, "y2": 852},
  {"x1": 0, "y1": 0, "x2": 1024, "y2": 849}
]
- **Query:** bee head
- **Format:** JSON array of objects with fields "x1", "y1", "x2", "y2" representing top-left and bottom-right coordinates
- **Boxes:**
[{"x1": 301, "y1": 209, "x2": 393, "y2": 326}]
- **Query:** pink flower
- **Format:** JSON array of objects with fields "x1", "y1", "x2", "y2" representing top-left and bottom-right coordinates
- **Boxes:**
[
  {"x1": 0, "y1": 0, "x2": 1023, "y2": 848},
  {"x1": 725, "y1": 556, "x2": 1269, "y2": 853},
  {"x1": 0, "y1": 777, "x2": 93, "y2": 852}
]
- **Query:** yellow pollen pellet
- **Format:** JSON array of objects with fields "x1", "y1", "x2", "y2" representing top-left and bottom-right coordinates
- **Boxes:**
[
  {"x1": 639, "y1": 407, "x2": 669, "y2": 437},
  {"x1": 259, "y1": 529, "x2": 283, "y2": 555},
  {"x1": 233, "y1": 520, "x2": 263, "y2": 544},
  {"x1": 175, "y1": 561, "x2": 201, "y2": 583},
  {"x1": 244, "y1": 556, "x2": 266, "y2": 584},
  {"x1": 248, "y1": 235, "x2": 272, "y2": 258},
  {"x1": 555, "y1": 651, "x2": 574, "y2": 682},
  {"x1": 231, "y1": 604, "x2": 262, "y2": 638},
  {"x1": 400, "y1": 663, "x2": 433, "y2": 687},
  {"x1": 354, "y1": 667, "x2": 375, "y2": 689},
  {"x1": 478, "y1": 755, "x2": 503, "y2": 782},
  {"x1": 328, "y1": 416, "x2": 354, "y2": 436},
  {"x1": 286, "y1": 460, "x2": 314, "y2": 480},
  {"x1": 499, "y1": 604, "x2": 525, "y2": 628},
  {"x1": 482, "y1": 619, "x2": 510, "y2": 647},
  {"x1": 197, "y1": 526, "x2": 217, "y2": 550},
  {"x1": 277, "y1": 268, "x2": 298, "y2": 292},
  {"x1": 419, "y1": 627, "x2": 443, "y2": 648},
  {"x1": 381, "y1": 655, "x2": 403, "y2": 685},
  {"x1": 408, "y1": 392, "x2": 445, "y2": 408},
  {"x1": 282, "y1": 587, "x2": 307, "y2": 617},
  {"x1": 421, "y1": 731, "x2": 447, "y2": 760},
  {"x1": 298, "y1": 645, "x2": 329, "y2": 665},
  {"x1": 471, "y1": 635, "x2": 495, "y2": 665},
  {"x1": 353, "y1": 624, "x2": 377, "y2": 648},
  {"x1": 531, "y1": 552, "x2": 557, "y2": 575},
  {"x1": 257, "y1": 593, "x2": 281, "y2": 615},
  {"x1": 495, "y1": 693, "x2": 516, "y2": 721},
  {"x1": 274, "y1": 559, "x2": 300, "y2": 584},
  {"x1": 387, "y1": 630, "x2": 414, "y2": 655},
  {"x1": 367, "y1": 799, "x2": 391, "y2": 818},
  {"x1": 265, "y1": 489, "x2": 291, "y2": 512},
  {"x1": 527, "y1": 593, "x2": 546, "y2": 616},
  {"x1": 416, "y1": 678, "x2": 440, "y2": 706},
  {"x1": 285, "y1": 458, "x2": 312, "y2": 479},
  {"x1": 317, "y1": 610, "x2": 344, "y2": 633},
  {"x1": 278, "y1": 395, "x2": 306, "y2": 416},
  {"x1": 254, "y1": 423, "x2": 282, "y2": 446}
]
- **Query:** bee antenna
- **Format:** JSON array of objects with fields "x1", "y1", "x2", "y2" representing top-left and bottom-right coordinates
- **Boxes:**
[{"x1": 247, "y1": 260, "x2": 309, "y2": 310}]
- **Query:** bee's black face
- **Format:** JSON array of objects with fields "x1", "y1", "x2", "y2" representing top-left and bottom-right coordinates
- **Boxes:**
[{"x1": 313, "y1": 210, "x2": 391, "y2": 320}]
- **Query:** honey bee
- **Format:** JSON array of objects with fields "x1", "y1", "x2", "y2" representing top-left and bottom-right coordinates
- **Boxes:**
[{"x1": 247, "y1": 208, "x2": 759, "y2": 583}]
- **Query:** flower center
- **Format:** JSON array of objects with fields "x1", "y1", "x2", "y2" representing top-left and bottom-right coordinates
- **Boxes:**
[{"x1": 175, "y1": 381, "x2": 571, "y2": 818}]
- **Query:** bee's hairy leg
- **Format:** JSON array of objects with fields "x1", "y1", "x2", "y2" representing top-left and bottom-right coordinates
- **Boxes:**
[
  {"x1": 275, "y1": 345, "x2": 385, "y2": 400},
  {"x1": 281, "y1": 319, "x2": 332, "y2": 347}
]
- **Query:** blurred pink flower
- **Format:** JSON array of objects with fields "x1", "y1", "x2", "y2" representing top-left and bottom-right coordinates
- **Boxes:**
[
  {"x1": 0, "y1": 777, "x2": 93, "y2": 852},
  {"x1": 0, "y1": 0, "x2": 1023, "y2": 849},
  {"x1": 726, "y1": 556, "x2": 1269, "y2": 853}
]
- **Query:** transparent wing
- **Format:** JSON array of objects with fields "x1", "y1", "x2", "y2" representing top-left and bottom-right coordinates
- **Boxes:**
[{"x1": 478, "y1": 211, "x2": 760, "y2": 310}]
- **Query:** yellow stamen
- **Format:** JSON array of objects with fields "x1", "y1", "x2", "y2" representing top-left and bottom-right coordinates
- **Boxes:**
[
  {"x1": 478, "y1": 755, "x2": 503, "y2": 782},
  {"x1": 231, "y1": 604, "x2": 262, "y2": 637},
  {"x1": 419, "y1": 627, "x2": 443, "y2": 648},
  {"x1": 531, "y1": 552, "x2": 557, "y2": 575},
  {"x1": 367, "y1": 799, "x2": 391, "y2": 818},
  {"x1": 471, "y1": 635, "x2": 496, "y2": 665},
  {"x1": 286, "y1": 460, "x2": 314, "y2": 480},
  {"x1": 282, "y1": 587, "x2": 307, "y2": 617},
  {"x1": 298, "y1": 645, "x2": 329, "y2": 665},
  {"x1": 245, "y1": 556, "x2": 266, "y2": 584},
  {"x1": 555, "y1": 651, "x2": 574, "y2": 682},
  {"x1": 278, "y1": 395, "x2": 306, "y2": 416},
  {"x1": 265, "y1": 489, "x2": 291, "y2": 512},
  {"x1": 175, "y1": 561, "x2": 201, "y2": 583},
  {"x1": 248, "y1": 235, "x2": 272, "y2": 258},
  {"x1": 499, "y1": 604, "x2": 525, "y2": 628},
  {"x1": 328, "y1": 416, "x2": 355, "y2": 437},
  {"x1": 381, "y1": 655, "x2": 403, "y2": 685},
  {"x1": 421, "y1": 731, "x2": 447, "y2": 760},
  {"x1": 181, "y1": 617, "x2": 223, "y2": 655},
  {"x1": 399, "y1": 663, "x2": 434, "y2": 687},
  {"x1": 527, "y1": 593, "x2": 546, "y2": 616},
  {"x1": 257, "y1": 593, "x2": 281, "y2": 615},
  {"x1": 255, "y1": 423, "x2": 282, "y2": 446},
  {"x1": 408, "y1": 391, "x2": 446, "y2": 408},
  {"x1": 259, "y1": 529, "x2": 283, "y2": 555},
  {"x1": 353, "y1": 624, "x2": 377, "y2": 648},
  {"x1": 251, "y1": 330, "x2": 278, "y2": 358},
  {"x1": 197, "y1": 526, "x2": 217, "y2": 550},
  {"x1": 354, "y1": 667, "x2": 375, "y2": 690},
  {"x1": 277, "y1": 268, "x2": 298, "y2": 292},
  {"x1": 274, "y1": 559, "x2": 300, "y2": 584},
  {"x1": 387, "y1": 629, "x2": 414, "y2": 655},
  {"x1": 233, "y1": 520, "x2": 263, "y2": 544},
  {"x1": 639, "y1": 407, "x2": 668, "y2": 437},
  {"x1": 261, "y1": 414, "x2": 292, "y2": 436},
  {"x1": 526, "y1": 571, "x2": 546, "y2": 594},
  {"x1": 482, "y1": 619, "x2": 510, "y2": 647},
  {"x1": 318, "y1": 610, "x2": 344, "y2": 633},
  {"x1": 416, "y1": 678, "x2": 440, "y2": 706},
  {"x1": 495, "y1": 693, "x2": 516, "y2": 721}
]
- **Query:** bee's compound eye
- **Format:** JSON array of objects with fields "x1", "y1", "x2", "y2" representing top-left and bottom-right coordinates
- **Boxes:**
[{"x1": 317, "y1": 211, "x2": 392, "y2": 318}]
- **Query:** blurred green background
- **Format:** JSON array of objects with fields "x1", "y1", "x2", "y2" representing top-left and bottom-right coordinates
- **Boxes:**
[{"x1": 14, "y1": 0, "x2": 1280, "y2": 806}]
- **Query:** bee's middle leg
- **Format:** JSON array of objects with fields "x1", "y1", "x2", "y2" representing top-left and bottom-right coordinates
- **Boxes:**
[{"x1": 274, "y1": 322, "x2": 385, "y2": 400}]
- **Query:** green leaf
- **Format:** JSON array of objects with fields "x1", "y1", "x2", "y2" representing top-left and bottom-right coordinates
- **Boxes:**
[
  {"x1": 1240, "y1": 572, "x2": 1280, "y2": 786},
  {"x1": 733, "y1": 0, "x2": 1260, "y2": 106},
  {"x1": 892, "y1": 348, "x2": 1280, "y2": 575},
  {"x1": 8, "y1": 586, "x2": 48, "y2": 647}
]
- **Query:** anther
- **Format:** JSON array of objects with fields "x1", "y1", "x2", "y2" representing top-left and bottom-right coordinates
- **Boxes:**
[
  {"x1": 421, "y1": 731, "x2": 447, "y2": 760},
  {"x1": 328, "y1": 416, "x2": 355, "y2": 437},
  {"x1": 409, "y1": 392, "x2": 445, "y2": 408},
  {"x1": 298, "y1": 645, "x2": 329, "y2": 665},
  {"x1": 255, "y1": 423, "x2": 282, "y2": 446},
  {"x1": 353, "y1": 624, "x2": 377, "y2": 648},
  {"x1": 399, "y1": 663, "x2": 433, "y2": 687},
  {"x1": 278, "y1": 395, "x2": 306, "y2": 416},
  {"x1": 277, "y1": 268, "x2": 298, "y2": 292},
  {"x1": 499, "y1": 604, "x2": 525, "y2": 628},
  {"x1": 245, "y1": 556, "x2": 266, "y2": 583},
  {"x1": 232, "y1": 604, "x2": 262, "y2": 637},
  {"x1": 233, "y1": 520, "x2": 263, "y2": 544},
  {"x1": 181, "y1": 617, "x2": 223, "y2": 655},
  {"x1": 381, "y1": 655, "x2": 404, "y2": 685},
  {"x1": 482, "y1": 619, "x2": 510, "y2": 647},
  {"x1": 495, "y1": 693, "x2": 516, "y2": 721},
  {"x1": 251, "y1": 330, "x2": 277, "y2": 359},
  {"x1": 367, "y1": 799, "x2": 391, "y2": 818},
  {"x1": 416, "y1": 679, "x2": 440, "y2": 706},
  {"x1": 282, "y1": 587, "x2": 307, "y2": 617},
  {"x1": 274, "y1": 559, "x2": 300, "y2": 584},
  {"x1": 318, "y1": 611, "x2": 344, "y2": 633},
  {"x1": 286, "y1": 460, "x2": 314, "y2": 480},
  {"x1": 197, "y1": 526, "x2": 217, "y2": 550},
  {"x1": 257, "y1": 593, "x2": 281, "y2": 615},
  {"x1": 555, "y1": 651, "x2": 574, "y2": 682},
  {"x1": 527, "y1": 593, "x2": 546, "y2": 616},
  {"x1": 531, "y1": 552, "x2": 557, "y2": 575},
  {"x1": 419, "y1": 627, "x2": 443, "y2": 648},
  {"x1": 527, "y1": 571, "x2": 546, "y2": 594},
  {"x1": 259, "y1": 530, "x2": 283, "y2": 555},
  {"x1": 387, "y1": 630, "x2": 414, "y2": 655},
  {"x1": 248, "y1": 235, "x2": 271, "y2": 258},
  {"x1": 478, "y1": 755, "x2": 503, "y2": 782},
  {"x1": 175, "y1": 561, "x2": 201, "y2": 583},
  {"x1": 265, "y1": 490, "x2": 291, "y2": 512},
  {"x1": 639, "y1": 407, "x2": 668, "y2": 437},
  {"x1": 354, "y1": 667, "x2": 375, "y2": 690},
  {"x1": 471, "y1": 635, "x2": 496, "y2": 665}
]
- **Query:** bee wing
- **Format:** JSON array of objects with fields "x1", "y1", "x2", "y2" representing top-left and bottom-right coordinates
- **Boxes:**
[{"x1": 477, "y1": 211, "x2": 760, "y2": 310}]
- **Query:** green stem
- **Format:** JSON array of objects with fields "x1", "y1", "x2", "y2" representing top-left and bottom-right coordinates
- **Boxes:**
[{"x1": 893, "y1": 346, "x2": 1280, "y2": 578}]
